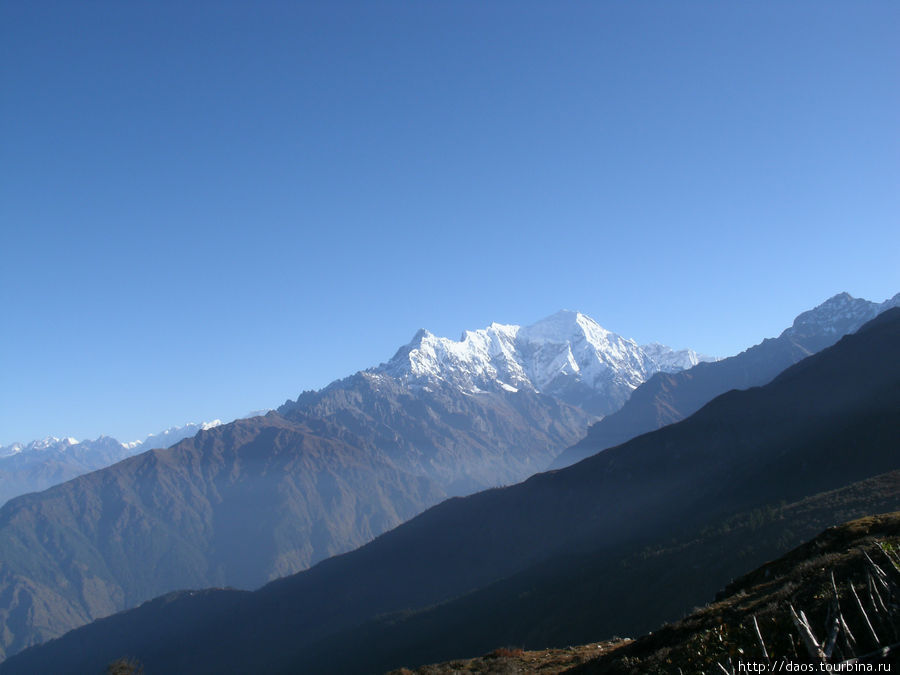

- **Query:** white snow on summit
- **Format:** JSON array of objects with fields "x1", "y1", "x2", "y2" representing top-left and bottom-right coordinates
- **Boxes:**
[
  {"x1": 5, "y1": 420, "x2": 226, "y2": 459},
  {"x1": 374, "y1": 310, "x2": 714, "y2": 415},
  {"x1": 640, "y1": 342, "x2": 713, "y2": 372},
  {"x1": 127, "y1": 419, "x2": 224, "y2": 451},
  {"x1": 374, "y1": 293, "x2": 897, "y2": 414},
  {"x1": 0, "y1": 436, "x2": 79, "y2": 457},
  {"x1": 390, "y1": 323, "x2": 528, "y2": 392},
  {"x1": 0, "y1": 442, "x2": 24, "y2": 458}
]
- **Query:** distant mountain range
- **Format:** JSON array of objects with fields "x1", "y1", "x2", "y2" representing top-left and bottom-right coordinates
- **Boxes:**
[
  {"x1": 3, "y1": 306, "x2": 897, "y2": 674},
  {"x1": 0, "y1": 310, "x2": 706, "y2": 508},
  {"x1": 0, "y1": 421, "x2": 226, "y2": 506},
  {"x1": 551, "y1": 291, "x2": 900, "y2": 468}
]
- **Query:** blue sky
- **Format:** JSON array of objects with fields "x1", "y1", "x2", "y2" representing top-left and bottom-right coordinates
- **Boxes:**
[{"x1": 2, "y1": 2, "x2": 898, "y2": 444}]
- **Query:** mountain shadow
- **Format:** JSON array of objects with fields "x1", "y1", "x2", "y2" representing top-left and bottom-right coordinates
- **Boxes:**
[{"x1": 387, "y1": 510, "x2": 900, "y2": 673}]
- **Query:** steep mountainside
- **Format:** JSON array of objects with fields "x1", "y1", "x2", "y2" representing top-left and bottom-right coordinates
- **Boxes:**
[
  {"x1": 551, "y1": 291, "x2": 899, "y2": 469},
  {"x1": 374, "y1": 310, "x2": 712, "y2": 416},
  {"x1": 282, "y1": 372, "x2": 594, "y2": 495},
  {"x1": 8, "y1": 308, "x2": 897, "y2": 675},
  {"x1": 0, "y1": 381, "x2": 590, "y2": 662},
  {"x1": 0, "y1": 421, "x2": 224, "y2": 506},
  {"x1": 0, "y1": 414, "x2": 442, "y2": 662},
  {"x1": 331, "y1": 471, "x2": 900, "y2": 674},
  {"x1": 388, "y1": 511, "x2": 900, "y2": 674}
]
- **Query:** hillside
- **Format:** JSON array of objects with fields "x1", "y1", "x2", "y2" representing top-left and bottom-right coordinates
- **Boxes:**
[
  {"x1": 388, "y1": 511, "x2": 900, "y2": 674},
  {"x1": 304, "y1": 470, "x2": 900, "y2": 673},
  {"x1": 0, "y1": 382, "x2": 590, "y2": 662},
  {"x1": 574, "y1": 512, "x2": 900, "y2": 673},
  {"x1": 281, "y1": 371, "x2": 592, "y2": 496}
]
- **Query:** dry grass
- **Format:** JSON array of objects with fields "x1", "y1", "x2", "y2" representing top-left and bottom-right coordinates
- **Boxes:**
[{"x1": 386, "y1": 639, "x2": 630, "y2": 674}]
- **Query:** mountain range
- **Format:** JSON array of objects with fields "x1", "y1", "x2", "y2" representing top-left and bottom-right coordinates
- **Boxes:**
[
  {"x1": 2, "y1": 305, "x2": 897, "y2": 674},
  {"x1": 2, "y1": 306, "x2": 700, "y2": 661},
  {"x1": 373, "y1": 309, "x2": 713, "y2": 415},
  {"x1": 0, "y1": 421, "x2": 226, "y2": 507},
  {"x1": 0, "y1": 309, "x2": 704, "y2": 511},
  {"x1": 552, "y1": 291, "x2": 900, "y2": 468},
  {"x1": 0, "y1": 295, "x2": 895, "y2": 669}
]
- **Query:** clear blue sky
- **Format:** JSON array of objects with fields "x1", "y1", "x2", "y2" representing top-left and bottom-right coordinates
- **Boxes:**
[{"x1": 2, "y1": 2, "x2": 898, "y2": 444}]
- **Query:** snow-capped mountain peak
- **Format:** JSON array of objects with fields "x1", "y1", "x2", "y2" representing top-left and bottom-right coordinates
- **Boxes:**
[
  {"x1": 35, "y1": 436, "x2": 78, "y2": 449},
  {"x1": 640, "y1": 342, "x2": 712, "y2": 371},
  {"x1": 516, "y1": 309, "x2": 611, "y2": 345},
  {"x1": 0, "y1": 436, "x2": 80, "y2": 457},
  {"x1": 0, "y1": 442, "x2": 24, "y2": 458},
  {"x1": 374, "y1": 310, "x2": 715, "y2": 415},
  {"x1": 383, "y1": 321, "x2": 527, "y2": 392}
]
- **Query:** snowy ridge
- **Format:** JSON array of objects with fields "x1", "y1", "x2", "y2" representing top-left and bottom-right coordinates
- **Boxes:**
[
  {"x1": 374, "y1": 310, "x2": 714, "y2": 415},
  {"x1": 3, "y1": 409, "x2": 270, "y2": 460},
  {"x1": 3, "y1": 421, "x2": 226, "y2": 459},
  {"x1": 124, "y1": 419, "x2": 224, "y2": 451},
  {"x1": 640, "y1": 342, "x2": 711, "y2": 372},
  {"x1": 1, "y1": 415, "x2": 268, "y2": 505},
  {"x1": 0, "y1": 436, "x2": 79, "y2": 458}
]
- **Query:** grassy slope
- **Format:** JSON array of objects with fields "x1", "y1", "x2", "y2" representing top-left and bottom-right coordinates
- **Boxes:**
[
  {"x1": 389, "y1": 505, "x2": 900, "y2": 674},
  {"x1": 376, "y1": 472, "x2": 900, "y2": 674}
]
